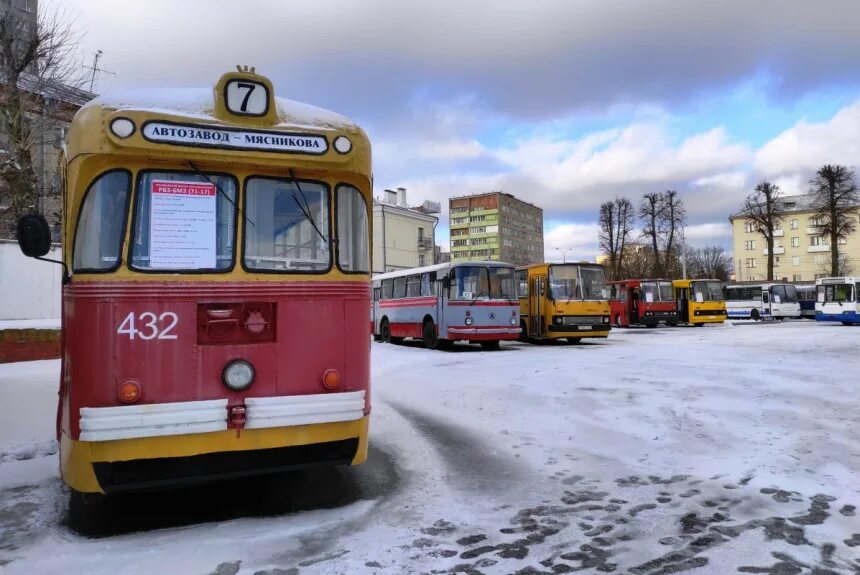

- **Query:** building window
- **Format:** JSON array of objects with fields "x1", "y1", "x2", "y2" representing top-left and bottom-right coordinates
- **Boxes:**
[
  {"x1": 790, "y1": 219, "x2": 799, "y2": 229},
  {"x1": 418, "y1": 255, "x2": 425, "y2": 266},
  {"x1": 790, "y1": 236, "x2": 799, "y2": 247},
  {"x1": 469, "y1": 226, "x2": 486, "y2": 234},
  {"x1": 470, "y1": 215, "x2": 486, "y2": 223},
  {"x1": 792, "y1": 274, "x2": 802, "y2": 281},
  {"x1": 810, "y1": 235, "x2": 826, "y2": 246},
  {"x1": 808, "y1": 216, "x2": 823, "y2": 227},
  {"x1": 744, "y1": 221, "x2": 755, "y2": 233},
  {"x1": 774, "y1": 256, "x2": 780, "y2": 267},
  {"x1": 745, "y1": 258, "x2": 757, "y2": 269},
  {"x1": 745, "y1": 240, "x2": 756, "y2": 250},
  {"x1": 791, "y1": 256, "x2": 800, "y2": 266},
  {"x1": 838, "y1": 236, "x2": 847, "y2": 245},
  {"x1": 813, "y1": 255, "x2": 826, "y2": 264},
  {"x1": 815, "y1": 273, "x2": 828, "y2": 279}
]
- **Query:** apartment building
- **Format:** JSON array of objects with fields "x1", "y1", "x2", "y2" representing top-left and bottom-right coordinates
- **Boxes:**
[
  {"x1": 449, "y1": 192, "x2": 544, "y2": 266},
  {"x1": 372, "y1": 188, "x2": 440, "y2": 273},
  {"x1": 729, "y1": 193, "x2": 860, "y2": 282}
]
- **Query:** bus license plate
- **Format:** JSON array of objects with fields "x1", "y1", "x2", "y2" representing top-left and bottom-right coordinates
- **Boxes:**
[{"x1": 580, "y1": 325, "x2": 593, "y2": 330}]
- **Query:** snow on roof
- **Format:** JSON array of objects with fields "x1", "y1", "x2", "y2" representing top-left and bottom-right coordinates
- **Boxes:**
[{"x1": 81, "y1": 87, "x2": 359, "y2": 131}]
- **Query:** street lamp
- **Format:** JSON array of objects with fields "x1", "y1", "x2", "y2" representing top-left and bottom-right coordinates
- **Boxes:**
[{"x1": 556, "y1": 247, "x2": 573, "y2": 263}]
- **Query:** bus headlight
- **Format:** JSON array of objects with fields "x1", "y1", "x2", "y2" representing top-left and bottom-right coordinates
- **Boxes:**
[
  {"x1": 510, "y1": 317, "x2": 518, "y2": 325},
  {"x1": 465, "y1": 317, "x2": 473, "y2": 326},
  {"x1": 603, "y1": 316, "x2": 609, "y2": 323},
  {"x1": 333, "y1": 135, "x2": 352, "y2": 154},
  {"x1": 222, "y1": 360, "x2": 255, "y2": 391}
]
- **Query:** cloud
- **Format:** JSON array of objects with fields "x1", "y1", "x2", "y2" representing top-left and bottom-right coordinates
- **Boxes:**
[
  {"x1": 416, "y1": 139, "x2": 485, "y2": 161},
  {"x1": 685, "y1": 223, "x2": 733, "y2": 246},
  {"x1": 544, "y1": 223, "x2": 602, "y2": 263},
  {"x1": 754, "y1": 101, "x2": 860, "y2": 176}
]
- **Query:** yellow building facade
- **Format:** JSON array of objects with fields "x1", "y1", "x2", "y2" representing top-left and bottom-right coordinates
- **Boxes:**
[{"x1": 729, "y1": 194, "x2": 860, "y2": 282}]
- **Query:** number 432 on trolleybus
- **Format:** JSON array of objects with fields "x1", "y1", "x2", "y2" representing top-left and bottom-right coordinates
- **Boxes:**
[{"x1": 15, "y1": 68, "x2": 373, "y2": 504}]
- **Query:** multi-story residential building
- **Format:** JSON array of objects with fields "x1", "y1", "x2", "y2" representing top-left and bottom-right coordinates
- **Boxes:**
[
  {"x1": 372, "y1": 188, "x2": 440, "y2": 273},
  {"x1": 729, "y1": 193, "x2": 860, "y2": 282},
  {"x1": 449, "y1": 192, "x2": 544, "y2": 266}
]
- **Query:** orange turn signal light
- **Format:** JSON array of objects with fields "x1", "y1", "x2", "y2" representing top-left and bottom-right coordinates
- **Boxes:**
[
  {"x1": 321, "y1": 369, "x2": 341, "y2": 390},
  {"x1": 118, "y1": 380, "x2": 141, "y2": 404}
]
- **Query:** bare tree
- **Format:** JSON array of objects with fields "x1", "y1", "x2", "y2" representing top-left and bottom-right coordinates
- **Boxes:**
[
  {"x1": 598, "y1": 196, "x2": 634, "y2": 280},
  {"x1": 639, "y1": 192, "x2": 663, "y2": 276},
  {"x1": 808, "y1": 164, "x2": 858, "y2": 276},
  {"x1": 689, "y1": 246, "x2": 732, "y2": 281},
  {"x1": 0, "y1": 3, "x2": 85, "y2": 233},
  {"x1": 661, "y1": 190, "x2": 686, "y2": 276},
  {"x1": 740, "y1": 181, "x2": 784, "y2": 281}
]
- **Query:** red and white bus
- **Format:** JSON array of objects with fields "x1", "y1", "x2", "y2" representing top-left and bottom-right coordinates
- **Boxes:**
[
  {"x1": 608, "y1": 279, "x2": 679, "y2": 327},
  {"x1": 372, "y1": 261, "x2": 520, "y2": 350},
  {"x1": 14, "y1": 68, "x2": 372, "y2": 500}
]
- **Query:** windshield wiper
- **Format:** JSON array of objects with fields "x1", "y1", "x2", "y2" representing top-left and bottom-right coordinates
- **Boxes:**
[
  {"x1": 188, "y1": 161, "x2": 255, "y2": 228},
  {"x1": 469, "y1": 291, "x2": 486, "y2": 305},
  {"x1": 286, "y1": 168, "x2": 326, "y2": 242}
]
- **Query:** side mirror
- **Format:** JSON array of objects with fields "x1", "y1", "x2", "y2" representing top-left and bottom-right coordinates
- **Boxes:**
[{"x1": 17, "y1": 214, "x2": 52, "y2": 258}]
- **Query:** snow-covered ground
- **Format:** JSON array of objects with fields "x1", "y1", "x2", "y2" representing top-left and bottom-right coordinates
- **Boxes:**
[{"x1": 1, "y1": 321, "x2": 859, "y2": 574}]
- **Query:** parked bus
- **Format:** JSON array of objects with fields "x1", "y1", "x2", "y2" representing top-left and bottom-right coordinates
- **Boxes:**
[
  {"x1": 815, "y1": 277, "x2": 860, "y2": 325},
  {"x1": 672, "y1": 279, "x2": 727, "y2": 326},
  {"x1": 608, "y1": 279, "x2": 678, "y2": 327},
  {"x1": 723, "y1": 283, "x2": 801, "y2": 320},
  {"x1": 795, "y1": 283, "x2": 818, "y2": 319},
  {"x1": 14, "y1": 69, "x2": 372, "y2": 500},
  {"x1": 372, "y1": 261, "x2": 520, "y2": 350},
  {"x1": 516, "y1": 262, "x2": 610, "y2": 342}
]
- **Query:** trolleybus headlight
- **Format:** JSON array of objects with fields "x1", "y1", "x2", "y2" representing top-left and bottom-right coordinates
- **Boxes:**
[
  {"x1": 510, "y1": 317, "x2": 518, "y2": 325},
  {"x1": 110, "y1": 117, "x2": 135, "y2": 138},
  {"x1": 603, "y1": 316, "x2": 609, "y2": 323},
  {"x1": 465, "y1": 317, "x2": 473, "y2": 326},
  {"x1": 222, "y1": 360, "x2": 255, "y2": 391},
  {"x1": 333, "y1": 135, "x2": 352, "y2": 154}
]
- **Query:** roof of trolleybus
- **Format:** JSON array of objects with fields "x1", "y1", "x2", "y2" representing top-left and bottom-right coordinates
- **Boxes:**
[
  {"x1": 62, "y1": 70, "x2": 372, "y2": 281},
  {"x1": 372, "y1": 260, "x2": 513, "y2": 282}
]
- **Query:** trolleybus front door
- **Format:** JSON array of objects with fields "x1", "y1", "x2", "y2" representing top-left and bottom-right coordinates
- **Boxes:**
[
  {"x1": 677, "y1": 287, "x2": 690, "y2": 323},
  {"x1": 530, "y1": 275, "x2": 545, "y2": 337}
]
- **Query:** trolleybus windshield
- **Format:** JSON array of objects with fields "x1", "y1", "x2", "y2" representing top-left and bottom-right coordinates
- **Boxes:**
[
  {"x1": 548, "y1": 265, "x2": 608, "y2": 300},
  {"x1": 641, "y1": 281, "x2": 673, "y2": 302},
  {"x1": 818, "y1": 283, "x2": 855, "y2": 303},
  {"x1": 450, "y1": 266, "x2": 516, "y2": 300},
  {"x1": 691, "y1": 281, "x2": 724, "y2": 302}
]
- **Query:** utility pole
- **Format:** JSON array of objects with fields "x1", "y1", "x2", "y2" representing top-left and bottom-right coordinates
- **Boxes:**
[
  {"x1": 556, "y1": 247, "x2": 572, "y2": 263},
  {"x1": 680, "y1": 226, "x2": 687, "y2": 279}
]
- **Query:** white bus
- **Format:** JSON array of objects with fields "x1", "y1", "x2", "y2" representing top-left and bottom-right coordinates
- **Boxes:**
[
  {"x1": 372, "y1": 261, "x2": 521, "y2": 350},
  {"x1": 815, "y1": 277, "x2": 860, "y2": 326},
  {"x1": 723, "y1": 283, "x2": 801, "y2": 320}
]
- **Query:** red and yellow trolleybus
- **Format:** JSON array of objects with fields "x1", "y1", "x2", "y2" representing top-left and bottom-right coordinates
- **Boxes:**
[
  {"x1": 608, "y1": 279, "x2": 678, "y2": 327},
  {"x1": 16, "y1": 68, "x2": 372, "y2": 497}
]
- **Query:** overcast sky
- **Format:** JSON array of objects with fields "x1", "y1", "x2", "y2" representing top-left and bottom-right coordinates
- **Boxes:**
[{"x1": 60, "y1": 0, "x2": 860, "y2": 261}]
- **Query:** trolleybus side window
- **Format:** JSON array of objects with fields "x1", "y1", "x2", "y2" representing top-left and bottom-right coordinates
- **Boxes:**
[
  {"x1": 336, "y1": 185, "x2": 369, "y2": 273},
  {"x1": 406, "y1": 274, "x2": 421, "y2": 297},
  {"x1": 516, "y1": 270, "x2": 528, "y2": 297},
  {"x1": 381, "y1": 279, "x2": 393, "y2": 299},
  {"x1": 130, "y1": 171, "x2": 237, "y2": 272},
  {"x1": 420, "y1": 272, "x2": 435, "y2": 296},
  {"x1": 73, "y1": 170, "x2": 131, "y2": 272},
  {"x1": 243, "y1": 177, "x2": 330, "y2": 272},
  {"x1": 373, "y1": 287, "x2": 381, "y2": 301},
  {"x1": 393, "y1": 276, "x2": 407, "y2": 298}
]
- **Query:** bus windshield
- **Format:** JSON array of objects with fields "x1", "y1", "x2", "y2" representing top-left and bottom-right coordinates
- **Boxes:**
[
  {"x1": 641, "y1": 281, "x2": 673, "y2": 302},
  {"x1": 450, "y1": 266, "x2": 516, "y2": 300},
  {"x1": 548, "y1": 265, "x2": 608, "y2": 300},
  {"x1": 691, "y1": 281, "x2": 724, "y2": 302},
  {"x1": 818, "y1": 283, "x2": 855, "y2": 303}
]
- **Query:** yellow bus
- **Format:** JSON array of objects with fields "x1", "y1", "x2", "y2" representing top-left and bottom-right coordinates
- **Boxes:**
[
  {"x1": 672, "y1": 279, "x2": 727, "y2": 326},
  {"x1": 15, "y1": 67, "x2": 372, "y2": 500},
  {"x1": 516, "y1": 262, "x2": 611, "y2": 343}
]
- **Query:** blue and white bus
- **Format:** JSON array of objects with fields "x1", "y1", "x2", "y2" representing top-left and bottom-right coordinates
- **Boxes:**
[
  {"x1": 724, "y1": 283, "x2": 801, "y2": 320},
  {"x1": 372, "y1": 261, "x2": 521, "y2": 350},
  {"x1": 815, "y1": 277, "x2": 860, "y2": 325},
  {"x1": 795, "y1": 283, "x2": 818, "y2": 319}
]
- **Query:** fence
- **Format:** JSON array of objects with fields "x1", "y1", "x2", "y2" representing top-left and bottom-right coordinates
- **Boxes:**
[{"x1": 0, "y1": 240, "x2": 62, "y2": 321}]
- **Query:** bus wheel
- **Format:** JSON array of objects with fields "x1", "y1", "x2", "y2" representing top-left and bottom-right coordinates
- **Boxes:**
[
  {"x1": 645, "y1": 322, "x2": 656, "y2": 328},
  {"x1": 380, "y1": 319, "x2": 391, "y2": 343},
  {"x1": 667, "y1": 320, "x2": 678, "y2": 327},
  {"x1": 422, "y1": 319, "x2": 438, "y2": 349},
  {"x1": 693, "y1": 322, "x2": 704, "y2": 327},
  {"x1": 67, "y1": 489, "x2": 104, "y2": 533},
  {"x1": 566, "y1": 337, "x2": 582, "y2": 344},
  {"x1": 842, "y1": 321, "x2": 854, "y2": 326},
  {"x1": 750, "y1": 309, "x2": 761, "y2": 321},
  {"x1": 480, "y1": 340, "x2": 501, "y2": 351},
  {"x1": 518, "y1": 320, "x2": 528, "y2": 342}
]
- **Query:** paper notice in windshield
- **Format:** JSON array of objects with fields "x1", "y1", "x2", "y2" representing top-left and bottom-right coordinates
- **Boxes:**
[
  {"x1": 645, "y1": 292, "x2": 654, "y2": 303},
  {"x1": 695, "y1": 292, "x2": 704, "y2": 302},
  {"x1": 149, "y1": 180, "x2": 217, "y2": 269}
]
